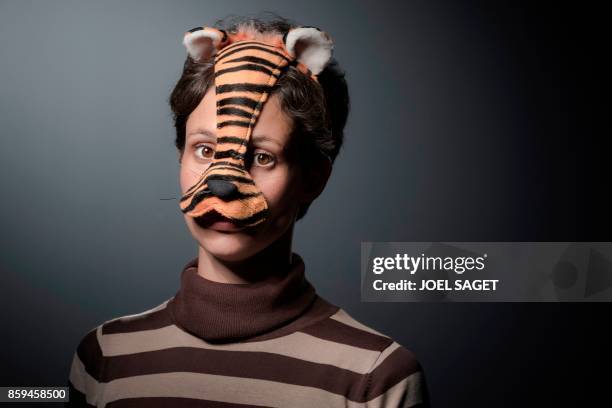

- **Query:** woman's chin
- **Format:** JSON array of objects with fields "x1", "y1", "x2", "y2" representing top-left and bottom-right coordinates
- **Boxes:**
[
  {"x1": 196, "y1": 228, "x2": 262, "y2": 262},
  {"x1": 184, "y1": 213, "x2": 291, "y2": 262}
]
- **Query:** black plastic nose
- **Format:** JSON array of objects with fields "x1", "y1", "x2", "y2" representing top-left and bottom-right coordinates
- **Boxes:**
[{"x1": 207, "y1": 179, "x2": 238, "y2": 199}]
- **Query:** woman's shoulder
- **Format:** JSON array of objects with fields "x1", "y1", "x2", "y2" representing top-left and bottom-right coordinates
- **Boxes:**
[
  {"x1": 67, "y1": 299, "x2": 174, "y2": 405},
  {"x1": 308, "y1": 304, "x2": 429, "y2": 407},
  {"x1": 95, "y1": 298, "x2": 174, "y2": 336},
  {"x1": 319, "y1": 305, "x2": 423, "y2": 361},
  {"x1": 70, "y1": 298, "x2": 174, "y2": 368}
]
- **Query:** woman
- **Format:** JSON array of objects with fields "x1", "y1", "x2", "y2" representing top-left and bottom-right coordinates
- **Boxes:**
[{"x1": 66, "y1": 14, "x2": 429, "y2": 408}]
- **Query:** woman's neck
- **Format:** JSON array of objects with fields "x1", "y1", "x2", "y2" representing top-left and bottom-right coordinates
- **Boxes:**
[{"x1": 196, "y1": 225, "x2": 294, "y2": 284}]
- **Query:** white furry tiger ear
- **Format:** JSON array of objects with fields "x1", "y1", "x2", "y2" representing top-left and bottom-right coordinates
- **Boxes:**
[
  {"x1": 283, "y1": 26, "x2": 334, "y2": 75},
  {"x1": 182, "y1": 27, "x2": 228, "y2": 62}
]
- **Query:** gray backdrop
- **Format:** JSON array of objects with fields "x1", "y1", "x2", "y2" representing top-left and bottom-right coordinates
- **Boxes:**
[{"x1": 1, "y1": 1, "x2": 606, "y2": 406}]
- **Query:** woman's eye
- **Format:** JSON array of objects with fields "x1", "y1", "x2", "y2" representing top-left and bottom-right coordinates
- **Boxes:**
[
  {"x1": 254, "y1": 152, "x2": 275, "y2": 167},
  {"x1": 195, "y1": 144, "x2": 215, "y2": 160}
]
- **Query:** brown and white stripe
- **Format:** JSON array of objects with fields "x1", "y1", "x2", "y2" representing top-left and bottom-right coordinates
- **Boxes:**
[{"x1": 66, "y1": 300, "x2": 428, "y2": 407}]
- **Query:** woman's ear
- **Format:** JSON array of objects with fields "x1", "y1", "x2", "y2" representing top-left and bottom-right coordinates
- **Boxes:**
[
  {"x1": 300, "y1": 159, "x2": 333, "y2": 204},
  {"x1": 283, "y1": 27, "x2": 334, "y2": 75}
]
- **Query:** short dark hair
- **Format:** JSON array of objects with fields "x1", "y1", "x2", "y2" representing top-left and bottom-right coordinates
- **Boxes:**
[{"x1": 168, "y1": 12, "x2": 350, "y2": 220}]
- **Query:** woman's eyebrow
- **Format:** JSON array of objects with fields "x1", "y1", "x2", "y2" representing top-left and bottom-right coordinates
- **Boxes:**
[
  {"x1": 251, "y1": 135, "x2": 282, "y2": 148},
  {"x1": 188, "y1": 131, "x2": 283, "y2": 150},
  {"x1": 187, "y1": 129, "x2": 216, "y2": 139}
]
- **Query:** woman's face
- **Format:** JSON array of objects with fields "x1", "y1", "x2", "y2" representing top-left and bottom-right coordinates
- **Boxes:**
[{"x1": 179, "y1": 87, "x2": 304, "y2": 262}]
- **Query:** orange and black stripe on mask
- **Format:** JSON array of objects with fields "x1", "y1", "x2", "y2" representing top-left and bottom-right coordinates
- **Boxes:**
[{"x1": 179, "y1": 24, "x2": 334, "y2": 227}]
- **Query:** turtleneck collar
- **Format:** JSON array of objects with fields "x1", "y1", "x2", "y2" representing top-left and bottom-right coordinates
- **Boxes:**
[{"x1": 168, "y1": 252, "x2": 318, "y2": 343}]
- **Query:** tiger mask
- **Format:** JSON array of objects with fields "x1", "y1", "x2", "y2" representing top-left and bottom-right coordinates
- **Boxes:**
[{"x1": 179, "y1": 23, "x2": 334, "y2": 228}]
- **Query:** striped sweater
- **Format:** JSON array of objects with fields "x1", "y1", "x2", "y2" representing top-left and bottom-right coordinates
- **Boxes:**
[{"x1": 66, "y1": 253, "x2": 429, "y2": 407}]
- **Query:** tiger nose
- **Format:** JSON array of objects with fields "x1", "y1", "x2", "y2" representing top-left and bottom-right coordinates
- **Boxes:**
[{"x1": 207, "y1": 179, "x2": 237, "y2": 199}]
